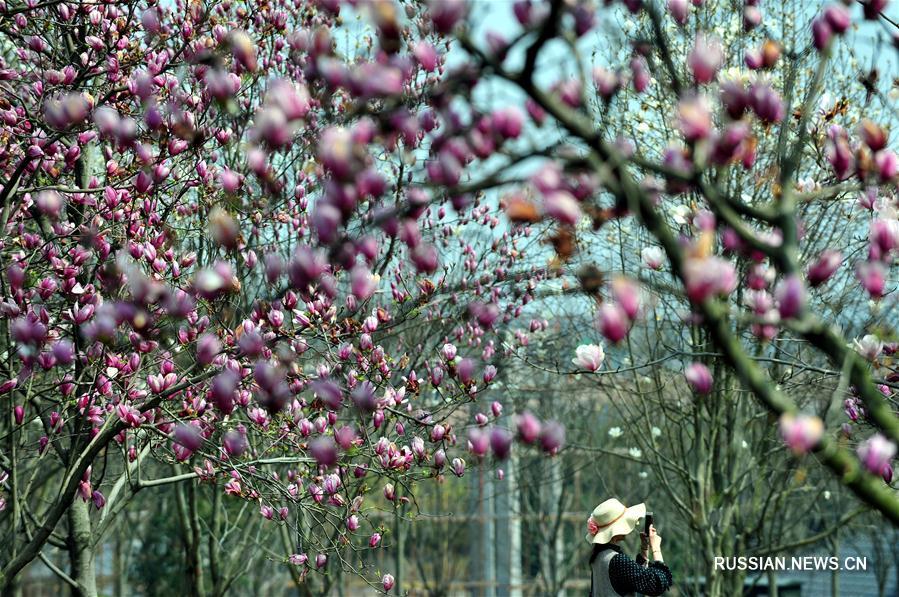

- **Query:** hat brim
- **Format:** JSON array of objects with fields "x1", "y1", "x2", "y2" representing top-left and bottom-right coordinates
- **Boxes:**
[{"x1": 586, "y1": 503, "x2": 646, "y2": 544}]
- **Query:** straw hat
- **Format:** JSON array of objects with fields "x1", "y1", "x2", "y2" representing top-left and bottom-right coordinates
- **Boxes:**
[{"x1": 585, "y1": 498, "x2": 646, "y2": 544}]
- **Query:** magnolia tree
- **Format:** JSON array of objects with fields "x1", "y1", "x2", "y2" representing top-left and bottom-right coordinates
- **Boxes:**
[
  {"x1": 3, "y1": 0, "x2": 899, "y2": 593},
  {"x1": 479, "y1": 1, "x2": 899, "y2": 593},
  {"x1": 0, "y1": 0, "x2": 564, "y2": 594},
  {"x1": 440, "y1": 0, "x2": 899, "y2": 519}
]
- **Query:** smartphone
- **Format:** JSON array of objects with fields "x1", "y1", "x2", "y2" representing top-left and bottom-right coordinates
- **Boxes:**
[{"x1": 644, "y1": 512, "x2": 654, "y2": 534}]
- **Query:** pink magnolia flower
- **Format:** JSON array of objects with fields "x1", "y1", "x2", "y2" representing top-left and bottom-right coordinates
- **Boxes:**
[
  {"x1": 413, "y1": 41, "x2": 438, "y2": 72},
  {"x1": 825, "y1": 126, "x2": 853, "y2": 179},
  {"x1": 382, "y1": 574, "x2": 396, "y2": 591},
  {"x1": 428, "y1": 0, "x2": 466, "y2": 33},
  {"x1": 229, "y1": 30, "x2": 257, "y2": 72},
  {"x1": 774, "y1": 275, "x2": 806, "y2": 320},
  {"x1": 779, "y1": 414, "x2": 824, "y2": 454},
  {"x1": 748, "y1": 83, "x2": 785, "y2": 123},
  {"x1": 668, "y1": 0, "x2": 689, "y2": 24},
  {"x1": 468, "y1": 428, "x2": 489, "y2": 456},
  {"x1": 539, "y1": 421, "x2": 565, "y2": 454},
  {"x1": 543, "y1": 190, "x2": 582, "y2": 225},
  {"x1": 572, "y1": 344, "x2": 605, "y2": 371},
  {"x1": 490, "y1": 427, "x2": 513, "y2": 460},
  {"x1": 612, "y1": 277, "x2": 641, "y2": 320},
  {"x1": 857, "y1": 434, "x2": 896, "y2": 475},
  {"x1": 875, "y1": 150, "x2": 898, "y2": 182},
  {"x1": 309, "y1": 437, "x2": 338, "y2": 466},
  {"x1": 823, "y1": 4, "x2": 851, "y2": 33},
  {"x1": 683, "y1": 257, "x2": 737, "y2": 302},
  {"x1": 678, "y1": 95, "x2": 713, "y2": 142},
  {"x1": 597, "y1": 303, "x2": 630, "y2": 344},
  {"x1": 854, "y1": 334, "x2": 883, "y2": 361},
  {"x1": 630, "y1": 57, "x2": 651, "y2": 93},
  {"x1": 517, "y1": 411, "x2": 541, "y2": 444},
  {"x1": 806, "y1": 251, "x2": 842, "y2": 286},
  {"x1": 642, "y1": 246, "x2": 665, "y2": 270},
  {"x1": 684, "y1": 363, "x2": 713, "y2": 394},
  {"x1": 812, "y1": 18, "x2": 832, "y2": 50},
  {"x1": 688, "y1": 35, "x2": 723, "y2": 84},
  {"x1": 592, "y1": 67, "x2": 621, "y2": 101},
  {"x1": 856, "y1": 261, "x2": 887, "y2": 298},
  {"x1": 91, "y1": 490, "x2": 106, "y2": 510},
  {"x1": 224, "y1": 479, "x2": 242, "y2": 496},
  {"x1": 442, "y1": 343, "x2": 457, "y2": 361},
  {"x1": 346, "y1": 515, "x2": 360, "y2": 532}
]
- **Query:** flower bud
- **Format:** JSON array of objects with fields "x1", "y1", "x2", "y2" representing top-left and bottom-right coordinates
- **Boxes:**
[
  {"x1": 688, "y1": 35, "x2": 723, "y2": 84},
  {"x1": 685, "y1": 363, "x2": 713, "y2": 394},
  {"x1": 775, "y1": 275, "x2": 806, "y2": 319},
  {"x1": 490, "y1": 427, "x2": 513, "y2": 460},
  {"x1": 857, "y1": 433, "x2": 896, "y2": 475},
  {"x1": 806, "y1": 251, "x2": 842, "y2": 286},
  {"x1": 539, "y1": 421, "x2": 565, "y2": 454},
  {"x1": 597, "y1": 303, "x2": 629, "y2": 344},
  {"x1": 452, "y1": 457, "x2": 466, "y2": 477},
  {"x1": 517, "y1": 411, "x2": 541, "y2": 444},
  {"x1": 779, "y1": 413, "x2": 824, "y2": 454},
  {"x1": 382, "y1": 574, "x2": 395, "y2": 592},
  {"x1": 309, "y1": 437, "x2": 338, "y2": 467}
]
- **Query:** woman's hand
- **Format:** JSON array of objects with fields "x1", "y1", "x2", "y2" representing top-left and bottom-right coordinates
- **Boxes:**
[{"x1": 646, "y1": 525, "x2": 663, "y2": 561}]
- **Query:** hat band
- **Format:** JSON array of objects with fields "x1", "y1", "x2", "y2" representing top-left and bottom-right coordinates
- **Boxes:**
[{"x1": 587, "y1": 510, "x2": 625, "y2": 536}]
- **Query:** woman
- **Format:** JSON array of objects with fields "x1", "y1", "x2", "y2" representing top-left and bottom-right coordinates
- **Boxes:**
[{"x1": 586, "y1": 498, "x2": 673, "y2": 597}]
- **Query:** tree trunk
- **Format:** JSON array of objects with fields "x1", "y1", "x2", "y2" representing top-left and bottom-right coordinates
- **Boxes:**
[
  {"x1": 539, "y1": 458, "x2": 564, "y2": 596},
  {"x1": 113, "y1": 527, "x2": 127, "y2": 597},
  {"x1": 495, "y1": 451, "x2": 522, "y2": 597},
  {"x1": 395, "y1": 485, "x2": 405, "y2": 595},
  {"x1": 68, "y1": 499, "x2": 98, "y2": 597}
]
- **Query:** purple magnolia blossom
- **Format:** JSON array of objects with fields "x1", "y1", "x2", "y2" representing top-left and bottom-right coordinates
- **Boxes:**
[
  {"x1": 517, "y1": 411, "x2": 541, "y2": 444},
  {"x1": 597, "y1": 303, "x2": 630, "y2": 344},
  {"x1": 774, "y1": 275, "x2": 806, "y2": 319},
  {"x1": 309, "y1": 437, "x2": 338, "y2": 467},
  {"x1": 490, "y1": 427, "x2": 513, "y2": 460},
  {"x1": 538, "y1": 421, "x2": 565, "y2": 455},
  {"x1": 857, "y1": 434, "x2": 896, "y2": 476},
  {"x1": 779, "y1": 414, "x2": 824, "y2": 454},
  {"x1": 688, "y1": 35, "x2": 723, "y2": 84},
  {"x1": 382, "y1": 574, "x2": 396, "y2": 591},
  {"x1": 684, "y1": 363, "x2": 713, "y2": 395},
  {"x1": 806, "y1": 251, "x2": 842, "y2": 286}
]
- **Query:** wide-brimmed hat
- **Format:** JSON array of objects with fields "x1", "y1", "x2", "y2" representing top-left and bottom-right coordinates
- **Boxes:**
[{"x1": 585, "y1": 498, "x2": 646, "y2": 544}]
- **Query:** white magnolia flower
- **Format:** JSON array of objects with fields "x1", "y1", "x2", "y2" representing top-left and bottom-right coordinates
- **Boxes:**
[
  {"x1": 641, "y1": 246, "x2": 664, "y2": 270},
  {"x1": 638, "y1": 471, "x2": 649, "y2": 479},
  {"x1": 671, "y1": 204, "x2": 691, "y2": 225},
  {"x1": 608, "y1": 427, "x2": 623, "y2": 438},
  {"x1": 628, "y1": 447, "x2": 643, "y2": 458},
  {"x1": 854, "y1": 334, "x2": 883, "y2": 361},
  {"x1": 796, "y1": 178, "x2": 820, "y2": 193},
  {"x1": 572, "y1": 344, "x2": 605, "y2": 372},
  {"x1": 651, "y1": 427, "x2": 661, "y2": 438}
]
